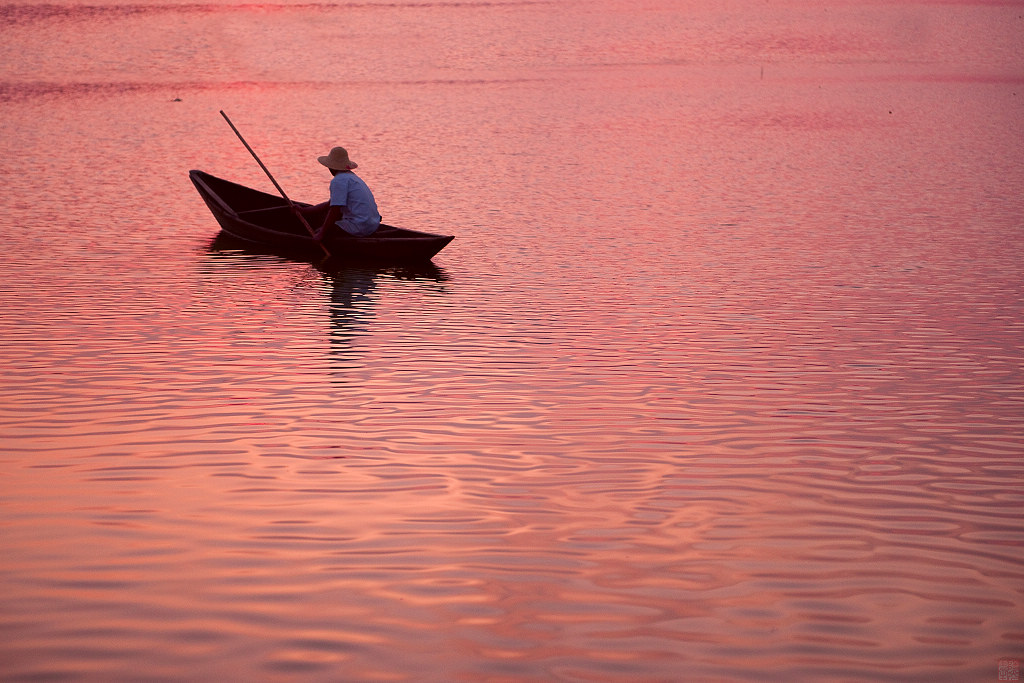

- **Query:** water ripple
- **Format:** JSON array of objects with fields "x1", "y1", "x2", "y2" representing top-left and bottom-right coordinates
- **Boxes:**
[{"x1": 2, "y1": 0, "x2": 1023, "y2": 679}]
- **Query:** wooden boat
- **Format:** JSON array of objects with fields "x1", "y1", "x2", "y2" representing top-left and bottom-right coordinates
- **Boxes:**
[{"x1": 190, "y1": 170, "x2": 454, "y2": 263}]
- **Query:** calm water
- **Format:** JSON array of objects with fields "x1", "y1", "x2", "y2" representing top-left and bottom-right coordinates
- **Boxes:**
[{"x1": 2, "y1": 0, "x2": 1023, "y2": 680}]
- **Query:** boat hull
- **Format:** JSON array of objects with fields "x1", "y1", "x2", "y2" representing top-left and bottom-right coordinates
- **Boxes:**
[{"x1": 190, "y1": 170, "x2": 453, "y2": 263}]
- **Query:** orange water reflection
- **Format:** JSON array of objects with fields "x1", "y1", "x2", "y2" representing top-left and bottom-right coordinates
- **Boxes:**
[{"x1": 2, "y1": 0, "x2": 1024, "y2": 679}]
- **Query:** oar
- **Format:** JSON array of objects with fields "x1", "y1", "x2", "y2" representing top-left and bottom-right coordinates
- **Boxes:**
[{"x1": 219, "y1": 110, "x2": 331, "y2": 258}]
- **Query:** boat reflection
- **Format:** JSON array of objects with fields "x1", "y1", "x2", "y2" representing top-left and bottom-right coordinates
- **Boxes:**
[{"x1": 203, "y1": 234, "x2": 449, "y2": 376}]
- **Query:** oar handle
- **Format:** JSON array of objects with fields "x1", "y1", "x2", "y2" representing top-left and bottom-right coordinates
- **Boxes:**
[{"x1": 220, "y1": 110, "x2": 331, "y2": 258}]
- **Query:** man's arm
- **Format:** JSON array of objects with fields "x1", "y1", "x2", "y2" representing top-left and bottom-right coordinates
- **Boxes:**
[
  {"x1": 314, "y1": 205, "x2": 344, "y2": 241},
  {"x1": 293, "y1": 201, "x2": 328, "y2": 217},
  {"x1": 292, "y1": 200, "x2": 327, "y2": 222}
]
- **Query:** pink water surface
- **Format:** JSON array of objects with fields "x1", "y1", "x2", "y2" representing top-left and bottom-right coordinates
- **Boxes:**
[{"x1": 1, "y1": 0, "x2": 1023, "y2": 680}]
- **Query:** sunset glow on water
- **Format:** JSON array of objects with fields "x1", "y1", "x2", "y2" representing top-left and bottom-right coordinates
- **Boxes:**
[{"x1": 1, "y1": 0, "x2": 1023, "y2": 680}]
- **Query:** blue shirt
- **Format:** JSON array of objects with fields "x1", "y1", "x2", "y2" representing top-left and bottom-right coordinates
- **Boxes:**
[{"x1": 329, "y1": 171, "x2": 381, "y2": 236}]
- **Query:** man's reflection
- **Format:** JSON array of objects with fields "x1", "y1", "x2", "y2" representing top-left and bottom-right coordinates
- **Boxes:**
[
  {"x1": 327, "y1": 267, "x2": 378, "y2": 359},
  {"x1": 324, "y1": 264, "x2": 448, "y2": 372}
]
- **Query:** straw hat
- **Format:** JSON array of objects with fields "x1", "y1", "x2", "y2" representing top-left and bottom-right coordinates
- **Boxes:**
[{"x1": 318, "y1": 146, "x2": 358, "y2": 171}]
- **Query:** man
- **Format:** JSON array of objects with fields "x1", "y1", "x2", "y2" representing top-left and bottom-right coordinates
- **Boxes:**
[{"x1": 296, "y1": 146, "x2": 381, "y2": 241}]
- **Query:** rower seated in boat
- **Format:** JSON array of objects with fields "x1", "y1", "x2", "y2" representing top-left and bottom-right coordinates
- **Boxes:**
[{"x1": 293, "y1": 146, "x2": 381, "y2": 240}]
